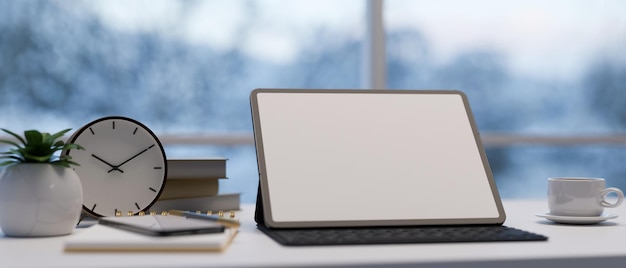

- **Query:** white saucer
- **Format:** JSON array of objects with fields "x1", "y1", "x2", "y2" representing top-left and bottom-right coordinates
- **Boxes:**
[{"x1": 535, "y1": 212, "x2": 618, "y2": 224}]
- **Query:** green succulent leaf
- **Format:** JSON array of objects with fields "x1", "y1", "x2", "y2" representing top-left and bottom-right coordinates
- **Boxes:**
[
  {"x1": 24, "y1": 130, "x2": 43, "y2": 146},
  {"x1": 0, "y1": 155, "x2": 22, "y2": 161},
  {"x1": 0, "y1": 139, "x2": 22, "y2": 149},
  {"x1": 24, "y1": 154, "x2": 51, "y2": 163},
  {"x1": 49, "y1": 129, "x2": 72, "y2": 142},
  {"x1": 0, "y1": 128, "x2": 83, "y2": 167},
  {"x1": 1, "y1": 128, "x2": 26, "y2": 146}
]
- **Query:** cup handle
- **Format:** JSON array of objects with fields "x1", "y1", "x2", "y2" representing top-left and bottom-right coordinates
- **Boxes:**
[{"x1": 601, "y1": 187, "x2": 624, "y2": 208}]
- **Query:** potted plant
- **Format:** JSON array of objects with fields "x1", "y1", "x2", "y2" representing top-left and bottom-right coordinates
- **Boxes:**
[{"x1": 0, "y1": 128, "x2": 84, "y2": 237}]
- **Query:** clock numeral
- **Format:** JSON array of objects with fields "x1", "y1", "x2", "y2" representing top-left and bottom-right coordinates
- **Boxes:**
[
  {"x1": 154, "y1": 166, "x2": 162, "y2": 170},
  {"x1": 91, "y1": 204, "x2": 97, "y2": 211},
  {"x1": 135, "y1": 203, "x2": 140, "y2": 210},
  {"x1": 112, "y1": 121, "x2": 116, "y2": 129},
  {"x1": 133, "y1": 127, "x2": 138, "y2": 135},
  {"x1": 89, "y1": 127, "x2": 95, "y2": 135},
  {"x1": 149, "y1": 187, "x2": 157, "y2": 192}
]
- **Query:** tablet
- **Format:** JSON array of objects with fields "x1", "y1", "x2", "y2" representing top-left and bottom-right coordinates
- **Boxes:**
[
  {"x1": 250, "y1": 89, "x2": 505, "y2": 228},
  {"x1": 98, "y1": 215, "x2": 225, "y2": 236}
]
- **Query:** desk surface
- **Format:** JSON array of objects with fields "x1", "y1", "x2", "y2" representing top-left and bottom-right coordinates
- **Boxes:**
[{"x1": 2, "y1": 199, "x2": 626, "y2": 268}]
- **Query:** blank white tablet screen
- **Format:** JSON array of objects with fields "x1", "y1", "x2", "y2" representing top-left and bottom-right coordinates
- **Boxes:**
[{"x1": 253, "y1": 90, "x2": 501, "y2": 226}]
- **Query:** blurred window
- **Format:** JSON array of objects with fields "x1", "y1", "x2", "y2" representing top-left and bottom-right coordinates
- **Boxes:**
[
  {"x1": 0, "y1": 0, "x2": 364, "y2": 203},
  {"x1": 385, "y1": 0, "x2": 626, "y2": 197},
  {"x1": 3, "y1": 0, "x2": 625, "y2": 202}
]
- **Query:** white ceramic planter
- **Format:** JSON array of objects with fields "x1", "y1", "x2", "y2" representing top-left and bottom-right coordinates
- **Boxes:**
[{"x1": 0, "y1": 163, "x2": 83, "y2": 237}]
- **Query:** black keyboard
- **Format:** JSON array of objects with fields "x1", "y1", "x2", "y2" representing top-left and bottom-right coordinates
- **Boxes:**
[{"x1": 258, "y1": 225, "x2": 547, "y2": 246}]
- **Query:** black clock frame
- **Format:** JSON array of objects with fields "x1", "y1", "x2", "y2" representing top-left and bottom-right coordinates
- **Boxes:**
[{"x1": 63, "y1": 116, "x2": 168, "y2": 218}]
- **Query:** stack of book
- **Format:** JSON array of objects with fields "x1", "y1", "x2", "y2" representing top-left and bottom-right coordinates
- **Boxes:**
[{"x1": 149, "y1": 158, "x2": 240, "y2": 213}]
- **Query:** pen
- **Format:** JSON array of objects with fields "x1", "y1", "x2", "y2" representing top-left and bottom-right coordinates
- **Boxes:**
[{"x1": 168, "y1": 210, "x2": 240, "y2": 228}]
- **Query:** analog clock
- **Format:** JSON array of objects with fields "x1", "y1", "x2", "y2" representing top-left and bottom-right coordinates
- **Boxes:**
[{"x1": 63, "y1": 116, "x2": 167, "y2": 217}]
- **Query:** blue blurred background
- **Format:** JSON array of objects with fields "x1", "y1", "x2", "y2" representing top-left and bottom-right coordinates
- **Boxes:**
[{"x1": 1, "y1": 0, "x2": 626, "y2": 203}]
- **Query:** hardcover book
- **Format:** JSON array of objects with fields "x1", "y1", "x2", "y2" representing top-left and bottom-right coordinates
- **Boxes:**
[
  {"x1": 158, "y1": 179, "x2": 220, "y2": 200},
  {"x1": 167, "y1": 158, "x2": 227, "y2": 180},
  {"x1": 150, "y1": 193, "x2": 241, "y2": 213}
]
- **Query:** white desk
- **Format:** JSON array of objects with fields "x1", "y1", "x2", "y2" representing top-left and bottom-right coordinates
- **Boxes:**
[{"x1": 2, "y1": 199, "x2": 626, "y2": 268}]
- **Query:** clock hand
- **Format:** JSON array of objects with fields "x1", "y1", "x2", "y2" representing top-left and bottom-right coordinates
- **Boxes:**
[
  {"x1": 91, "y1": 154, "x2": 124, "y2": 173},
  {"x1": 109, "y1": 144, "x2": 155, "y2": 173}
]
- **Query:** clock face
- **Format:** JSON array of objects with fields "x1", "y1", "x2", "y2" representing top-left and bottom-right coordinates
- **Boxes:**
[{"x1": 64, "y1": 117, "x2": 167, "y2": 217}]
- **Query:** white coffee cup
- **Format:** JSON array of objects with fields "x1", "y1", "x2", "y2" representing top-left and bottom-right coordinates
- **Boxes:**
[{"x1": 548, "y1": 177, "x2": 624, "y2": 217}]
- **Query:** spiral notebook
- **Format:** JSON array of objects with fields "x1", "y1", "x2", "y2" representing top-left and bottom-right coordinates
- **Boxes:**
[{"x1": 65, "y1": 212, "x2": 238, "y2": 252}]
